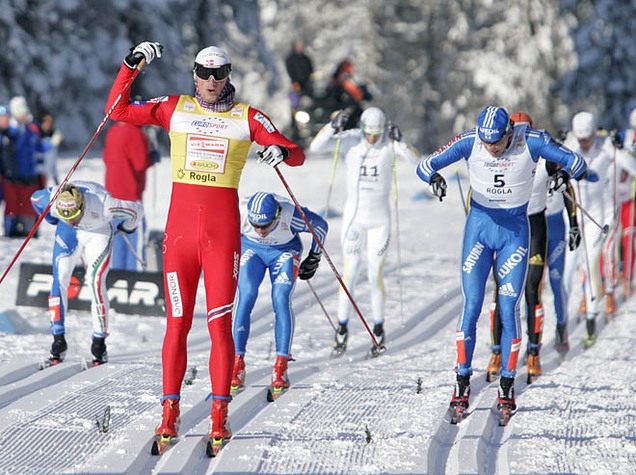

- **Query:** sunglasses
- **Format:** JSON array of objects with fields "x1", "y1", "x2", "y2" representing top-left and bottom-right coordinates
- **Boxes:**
[
  {"x1": 194, "y1": 63, "x2": 231, "y2": 82},
  {"x1": 250, "y1": 219, "x2": 276, "y2": 230}
]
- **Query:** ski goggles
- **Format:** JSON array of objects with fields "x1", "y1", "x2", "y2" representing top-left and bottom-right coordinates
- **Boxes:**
[{"x1": 194, "y1": 63, "x2": 232, "y2": 82}]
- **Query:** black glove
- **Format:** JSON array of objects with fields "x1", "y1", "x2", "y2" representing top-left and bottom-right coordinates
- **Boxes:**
[
  {"x1": 331, "y1": 109, "x2": 350, "y2": 131},
  {"x1": 610, "y1": 130, "x2": 623, "y2": 149},
  {"x1": 298, "y1": 251, "x2": 321, "y2": 280},
  {"x1": 124, "y1": 41, "x2": 163, "y2": 69},
  {"x1": 388, "y1": 124, "x2": 402, "y2": 142},
  {"x1": 550, "y1": 169, "x2": 569, "y2": 192},
  {"x1": 117, "y1": 222, "x2": 136, "y2": 234},
  {"x1": 568, "y1": 226, "x2": 581, "y2": 250},
  {"x1": 556, "y1": 129, "x2": 568, "y2": 144},
  {"x1": 430, "y1": 173, "x2": 447, "y2": 202}
]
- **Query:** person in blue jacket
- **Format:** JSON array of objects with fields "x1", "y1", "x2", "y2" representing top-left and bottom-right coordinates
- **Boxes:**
[
  {"x1": 416, "y1": 106, "x2": 589, "y2": 417},
  {"x1": 231, "y1": 191, "x2": 328, "y2": 397}
]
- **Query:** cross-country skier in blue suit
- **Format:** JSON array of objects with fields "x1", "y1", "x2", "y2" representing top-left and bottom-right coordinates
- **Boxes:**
[
  {"x1": 231, "y1": 191, "x2": 328, "y2": 397},
  {"x1": 416, "y1": 106, "x2": 589, "y2": 417}
]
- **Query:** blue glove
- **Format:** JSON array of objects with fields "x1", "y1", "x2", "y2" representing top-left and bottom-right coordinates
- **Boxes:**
[{"x1": 584, "y1": 170, "x2": 599, "y2": 182}]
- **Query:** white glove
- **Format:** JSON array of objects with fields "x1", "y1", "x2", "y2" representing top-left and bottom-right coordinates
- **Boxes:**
[
  {"x1": 258, "y1": 145, "x2": 289, "y2": 167},
  {"x1": 51, "y1": 130, "x2": 64, "y2": 147},
  {"x1": 124, "y1": 41, "x2": 163, "y2": 68}
]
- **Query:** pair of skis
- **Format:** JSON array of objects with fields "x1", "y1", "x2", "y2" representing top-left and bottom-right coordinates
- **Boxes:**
[
  {"x1": 152, "y1": 383, "x2": 288, "y2": 457},
  {"x1": 150, "y1": 434, "x2": 229, "y2": 457}
]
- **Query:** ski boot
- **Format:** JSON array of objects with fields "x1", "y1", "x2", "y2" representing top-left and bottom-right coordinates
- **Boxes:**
[
  {"x1": 554, "y1": 323, "x2": 569, "y2": 354},
  {"x1": 605, "y1": 292, "x2": 616, "y2": 319},
  {"x1": 449, "y1": 374, "x2": 470, "y2": 424},
  {"x1": 91, "y1": 336, "x2": 108, "y2": 366},
  {"x1": 370, "y1": 323, "x2": 386, "y2": 357},
  {"x1": 333, "y1": 322, "x2": 348, "y2": 355},
  {"x1": 268, "y1": 355, "x2": 290, "y2": 401},
  {"x1": 486, "y1": 351, "x2": 502, "y2": 382},
  {"x1": 497, "y1": 376, "x2": 516, "y2": 426},
  {"x1": 206, "y1": 398, "x2": 232, "y2": 457},
  {"x1": 230, "y1": 354, "x2": 245, "y2": 395},
  {"x1": 584, "y1": 317, "x2": 597, "y2": 349},
  {"x1": 526, "y1": 347, "x2": 542, "y2": 384},
  {"x1": 152, "y1": 396, "x2": 180, "y2": 455},
  {"x1": 48, "y1": 334, "x2": 68, "y2": 364}
]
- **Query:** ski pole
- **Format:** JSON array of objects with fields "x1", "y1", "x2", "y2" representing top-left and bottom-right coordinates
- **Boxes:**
[
  {"x1": 455, "y1": 167, "x2": 468, "y2": 216},
  {"x1": 264, "y1": 156, "x2": 383, "y2": 351},
  {"x1": 0, "y1": 60, "x2": 146, "y2": 287},
  {"x1": 562, "y1": 188, "x2": 609, "y2": 234},
  {"x1": 576, "y1": 181, "x2": 596, "y2": 303},
  {"x1": 306, "y1": 280, "x2": 337, "y2": 332},
  {"x1": 323, "y1": 134, "x2": 342, "y2": 218},
  {"x1": 119, "y1": 231, "x2": 147, "y2": 269},
  {"x1": 391, "y1": 142, "x2": 405, "y2": 326}
]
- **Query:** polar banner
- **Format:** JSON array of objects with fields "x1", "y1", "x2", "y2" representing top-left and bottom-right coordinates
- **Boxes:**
[{"x1": 16, "y1": 262, "x2": 166, "y2": 316}]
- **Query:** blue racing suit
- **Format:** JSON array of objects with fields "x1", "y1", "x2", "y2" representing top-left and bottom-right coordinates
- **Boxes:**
[
  {"x1": 233, "y1": 194, "x2": 328, "y2": 358},
  {"x1": 416, "y1": 124, "x2": 587, "y2": 378}
]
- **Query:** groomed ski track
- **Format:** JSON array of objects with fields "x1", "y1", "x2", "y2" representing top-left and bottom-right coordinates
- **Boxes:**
[{"x1": 1, "y1": 265, "x2": 630, "y2": 474}]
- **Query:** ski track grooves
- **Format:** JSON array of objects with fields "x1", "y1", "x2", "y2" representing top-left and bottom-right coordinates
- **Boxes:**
[{"x1": 0, "y1": 262, "x2": 595, "y2": 474}]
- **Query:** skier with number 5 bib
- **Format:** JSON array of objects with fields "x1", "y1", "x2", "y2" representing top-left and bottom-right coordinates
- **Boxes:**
[
  {"x1": 416, "y1": 106, "x2": 588, "y2": 423},
  {"x1": 105, "y1": 41, "x2": 304, "y2": 454}
]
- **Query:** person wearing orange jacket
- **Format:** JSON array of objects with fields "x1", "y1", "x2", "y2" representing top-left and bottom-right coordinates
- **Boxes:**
[{"x1": 105, "y1": 41, "x2": 305, "y2": 454}]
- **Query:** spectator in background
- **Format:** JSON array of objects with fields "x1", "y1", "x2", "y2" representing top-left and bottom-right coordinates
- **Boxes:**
[
  {"x1": 0, "y1": 105, "x2": 16, "y2": 213},
  {"x1": 36, "y1": 111, "x2": 64, "y2": 186},
  {"x1": 325, "y1": 59, "x2": 372, "y2": 129},
  {"x1": 285, "y1": 40, "x2": 315, "y2": 141},
  {"x1": 4, "y1": 96, "x2": 45, "y2": 237},
  {"x1": 103, "y1": 120, "x2": 158, "y2": 271},
  {"x1": 285, "y1": 40, "x2": 314, "y2": 105}
]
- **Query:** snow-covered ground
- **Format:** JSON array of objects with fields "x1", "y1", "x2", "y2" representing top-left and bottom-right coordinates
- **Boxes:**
[{"x1": 1, "y1": 148, "x2": 635, "y2": 475}]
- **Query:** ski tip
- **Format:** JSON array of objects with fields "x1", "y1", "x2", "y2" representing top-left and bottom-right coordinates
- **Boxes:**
[
  {"x1": 151, "y1": 435, "x2": 176, "y2": 455},
  {"x1": 266, "y1": 386, "x2": 288, "y2": 402},
  {"x1": 206, "y1": 437, "x2": 227, "y2": 457}
]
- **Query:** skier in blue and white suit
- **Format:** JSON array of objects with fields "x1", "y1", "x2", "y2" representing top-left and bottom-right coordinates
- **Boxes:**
[
  {"x1": 416, "y1": 106, "x2": 588, "y2": 413},
  {"x1": 231, "y1": 191, "x2": 328, "y2": 393}
]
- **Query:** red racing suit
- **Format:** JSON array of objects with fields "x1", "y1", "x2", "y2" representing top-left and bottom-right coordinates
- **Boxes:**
[{"x1": 105, "y1": 64, "x2": 305, "y2": 400}]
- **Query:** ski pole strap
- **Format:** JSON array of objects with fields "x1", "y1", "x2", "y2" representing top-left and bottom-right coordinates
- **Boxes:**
[{"x1": 161, "y1": 394, "x2": 180, "y2": 403}]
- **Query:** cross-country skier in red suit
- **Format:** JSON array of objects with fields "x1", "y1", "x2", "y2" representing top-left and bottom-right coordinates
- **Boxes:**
[{"x1": 105, "y1": 41, "x2": 305, "y2": 451}]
